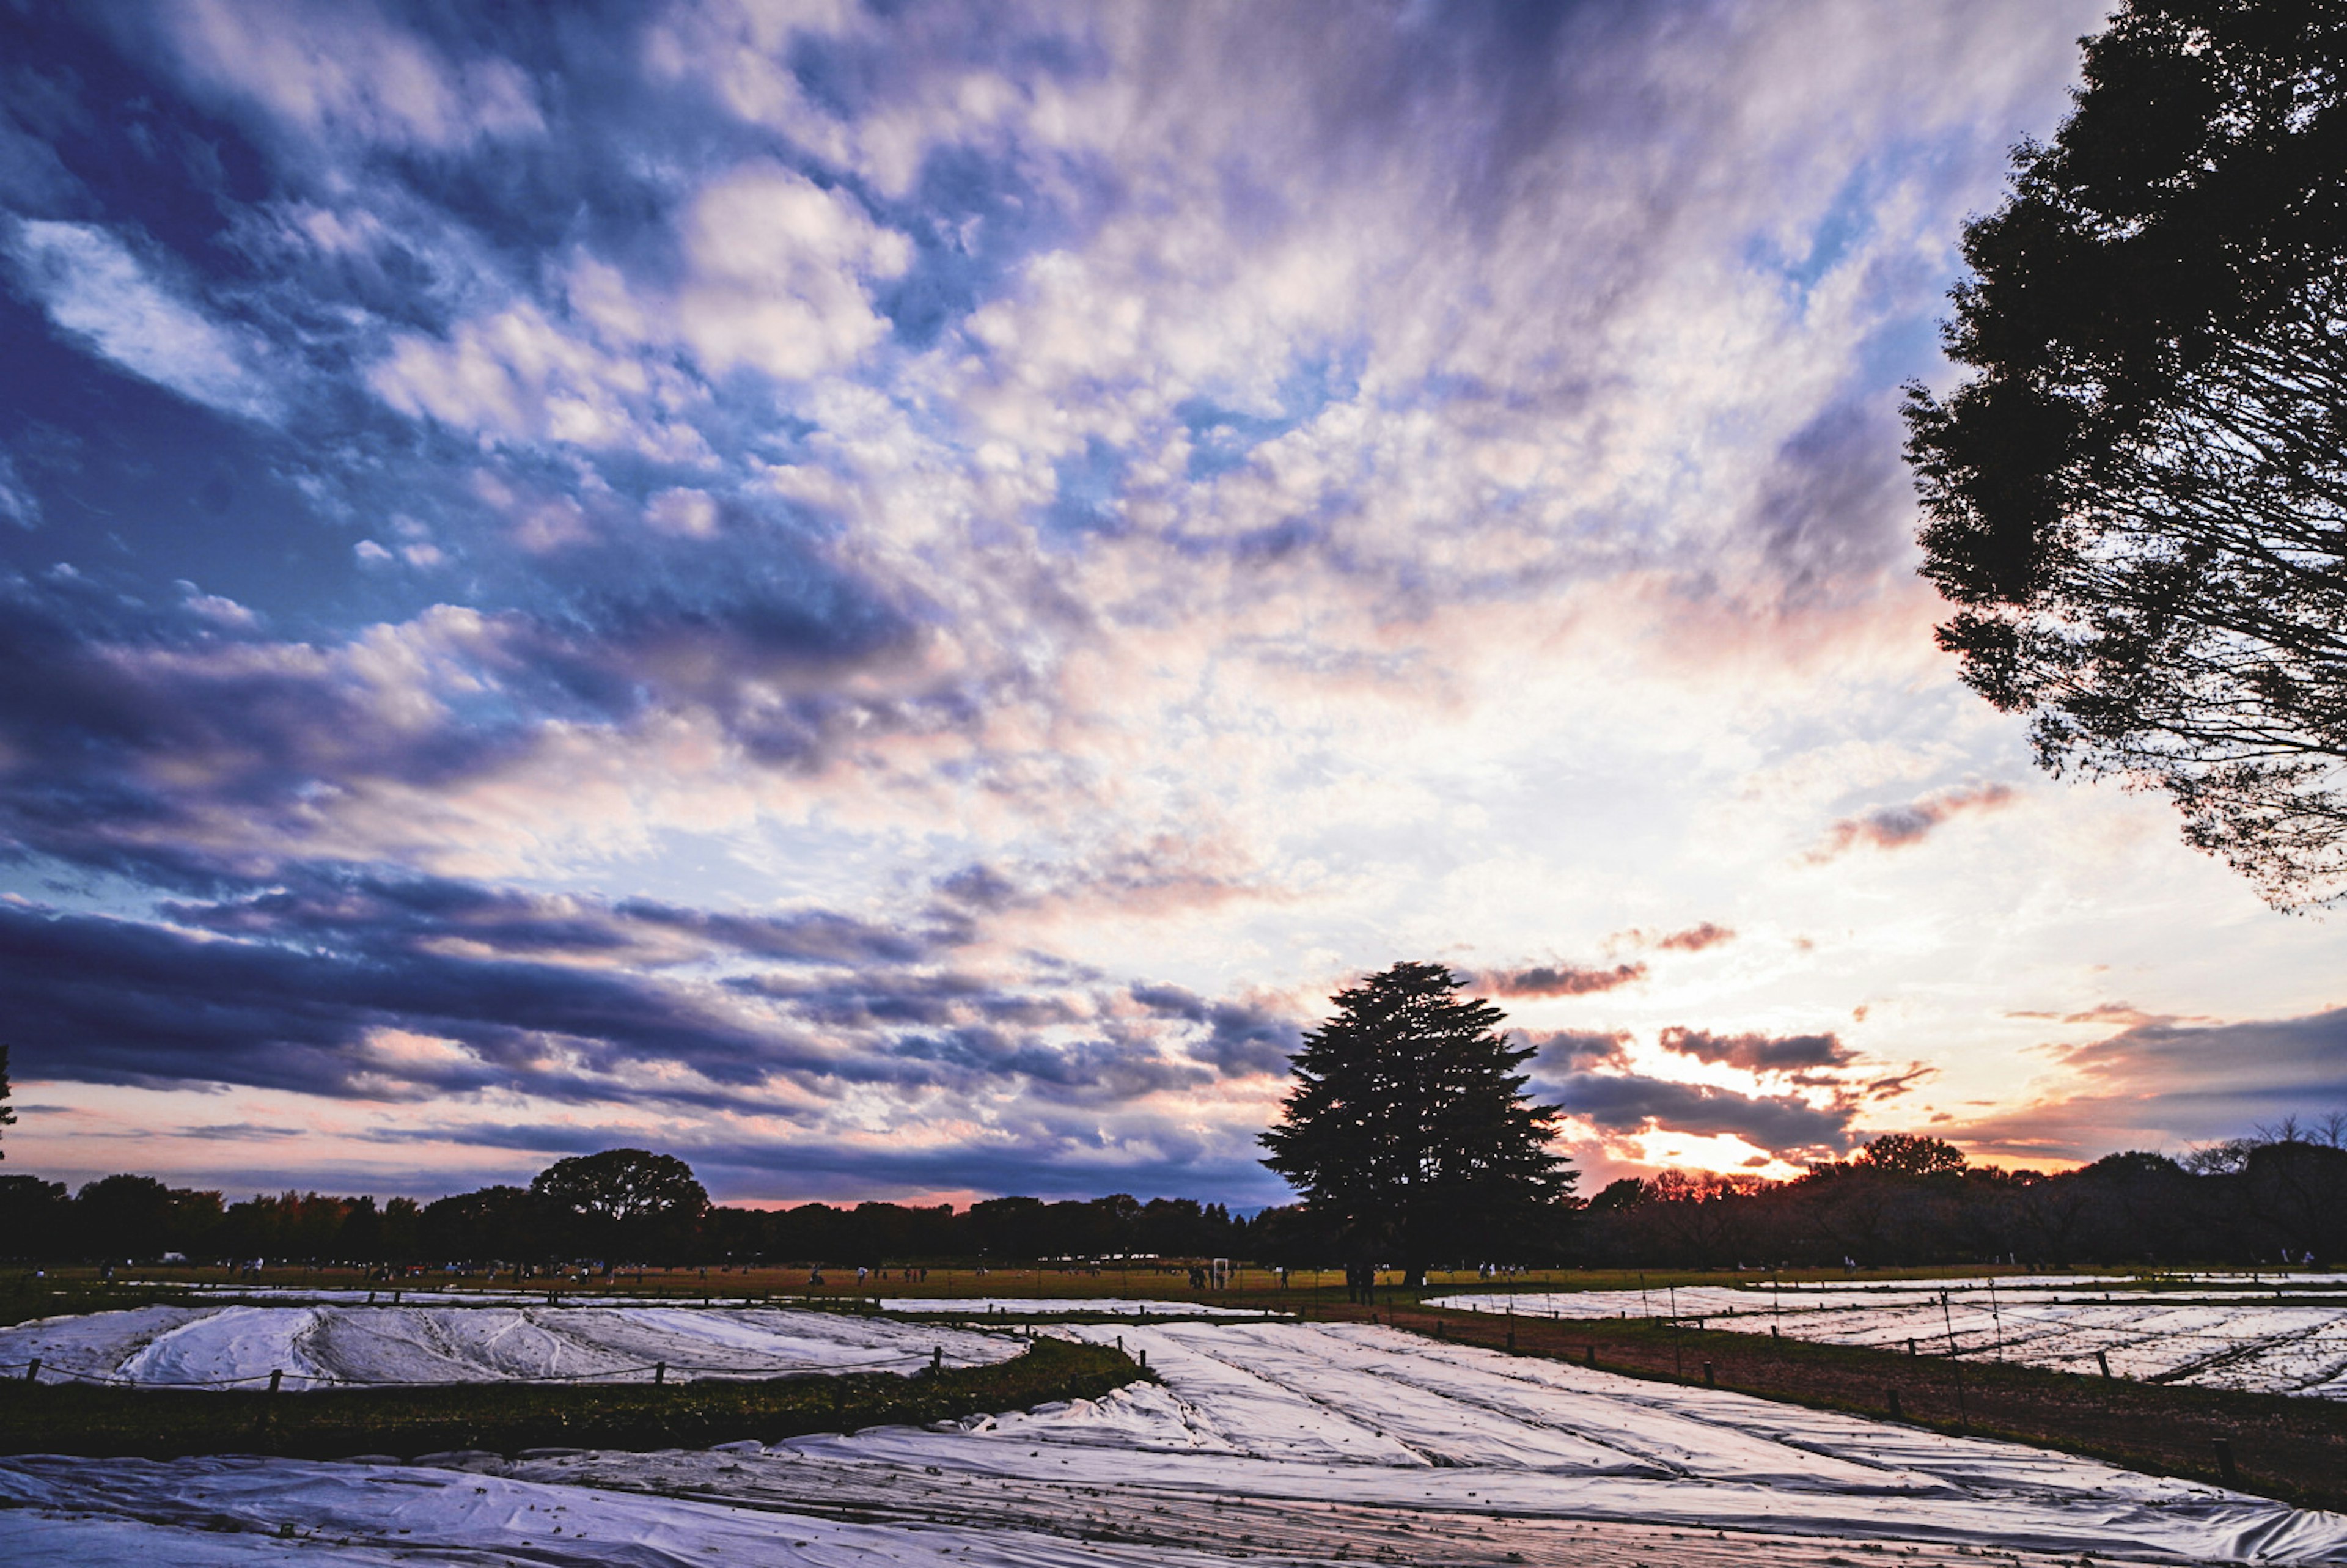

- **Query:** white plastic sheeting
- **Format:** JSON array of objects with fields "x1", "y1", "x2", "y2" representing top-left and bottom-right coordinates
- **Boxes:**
[
  {"x1": 876, "y1": 1297, "x2": 1266, "y2": 1316},
  {"x1": 1433, "y1": 1283, "x2": 2347, "y2": 1396},
  {"x1": 5, "y1": 1319, "x2": 2343, "y2": 1564},
  {"x1": 0, "y1": 1303, "x2": 1017, "y2": 1388}
]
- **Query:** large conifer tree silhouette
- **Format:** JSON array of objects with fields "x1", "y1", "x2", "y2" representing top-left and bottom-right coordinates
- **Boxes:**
[{"x1": 1262, "y1": 961, "x2": 1574, "y2": 1288}]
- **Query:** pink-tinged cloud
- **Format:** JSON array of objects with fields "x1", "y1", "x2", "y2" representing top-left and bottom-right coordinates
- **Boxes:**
[
  {"x1": 1658, "y1": 1025, "x2": 1853, "y2": 1073},
  {"x1": 1651, "y1": 921, "x2": 1736, "y2": 953},
  {"x1": 1937, "y1": 1005, "x2": 2347, "y2": 1167},
  {"x1": 1482, "y1": 962, "x2": 1648, "y2": 998},
  {"x1": 1806, "y1": 782, "x2": 2016, "y2": 862}
]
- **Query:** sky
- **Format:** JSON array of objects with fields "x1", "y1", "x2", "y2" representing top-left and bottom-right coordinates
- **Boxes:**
[{"x1": 2, "y1": 0, "x2": 2343, "y2": 1210}]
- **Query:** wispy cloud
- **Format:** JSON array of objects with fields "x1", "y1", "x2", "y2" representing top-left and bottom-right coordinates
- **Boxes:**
[
  {"x1": 1481, "y1": 962, "x2": 1649, "y2": 998},
  {"x1": 0, "y1": 452, "x2": 40, "y2": 527},
  {"x1": 1658, "y1": 1025, "x2": 1853, "y2": 1074},
  {"x1": 154, "y1": 0, "x2": 542, "y2": 153},
  {"x1": 1650, "y1": 922, "x2": 1736, "y2": 953},
  {"x1": 4, "y1": 220, "x2": 278, "y2": 420},
  {"x1": 1944, "y1": 1008, "x2": 2347, "y2": 1165},
  {"x1": 1805, "y1": 782, "x2": 2017, "y2": 862}
]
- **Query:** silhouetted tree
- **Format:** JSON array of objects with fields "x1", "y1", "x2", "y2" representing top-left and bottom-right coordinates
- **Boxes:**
[
  {"x1": 1260, "y1": 961, "x2": 1577, "y2": 1288},
  {"x1": 0, "y1": 1174, "x2": 67, "y2": 1258},
  {"x1": 1904, "y1": 0, "x2": 2347, "y2": 908},
  {"x1": 420, "y1": 1184, "x2": 548, "y2": 1264},
  {"x1": 1856, "y1": 1132, "x2": 1969, "y2": 1178},
  {"x1": 531, "y1": 1149, "x2": 709, "y2": 1259},
  {"x1": 75, "y1": 1174, "x2": 219, "y2": 1261}
]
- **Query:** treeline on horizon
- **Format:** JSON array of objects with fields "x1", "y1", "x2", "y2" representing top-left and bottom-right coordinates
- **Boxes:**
[
  {"x1": 2, "y1": 1124, "x2": 2342, "y2": 1272},
  {"x1": 0, "y1": 1171, "x2": 1251, "y2": 1271},
  {"x1": 1567, "y1": 1127, "x2": 2347, "y2": 1272}
]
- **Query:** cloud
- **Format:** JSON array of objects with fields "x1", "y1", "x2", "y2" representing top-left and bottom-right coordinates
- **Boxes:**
[
  {"x1": 3, "y1": 220, "x2": 277, "y2": 420},
  {"x1": 1481, "y1": 962, "x2": 1648, "y2": 998},
  {"x1": 0, "y1": 0, "x2": 2196, "y2": 1203},
  {"x1": 1806, "y1": 782, "x2": 2018, "y2": 862},
  {"x1": 1651, "y1": 922, "x2": 1736, "y2": 953},
  {"x1": 1945, "y1": 1008, "x2": 2347, "y2": 1164},
  {"x1": 1750, "y1": 398, "x2": 1915, "y2": 604},
  {"x1": 1544, "y1": 1069, "x2": 1857, "y2": 1154},
  {"x1": 0, "y1": 571, "x2": 952, "y2": 884},
  {"x1": 1658, "y1": 1025, "x2": 1854, "y2": 1074},
  {"x1": 369, "y1": 299, "x2": 711, "y2": 460},
  {"x1": 0, "y1": 899, "x2": 792, "y2": 1106},
  {"x1": 677, "y1": 163, "x2": 912, "y2": 382},
  {"x1": 155, "y1": 0, "x2": 542, "y2": 152},
  {"x1": 0, "y1": 452, "x2": 40, "y2": 527},
  {"x1": 1129, "y1": 983, "x2": 1302, "y2": 1077},
  {"x1": 0, "y1": 858, "x2": 1299, "y2": 1145},
  {"x1": 1862, "y1": 1064, "x2": 1939, "y2": 1101},
  {"x1": 1527, "y1": 1030, "x2": 1632, "y2": 1072},
  {"x1": 1474, "y1": 928, "x2": 1732, "y2": 1001}
]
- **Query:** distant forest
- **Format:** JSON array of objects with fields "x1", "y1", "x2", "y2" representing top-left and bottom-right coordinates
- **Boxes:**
[
  {"x1": 2, "y1": 1124, "x2": 2341, "y2": 1270},
  {"x1": 1564, "y1": 1127, "x2": 2347, "y2": 1272},
  {"x1": 0, "y1": 1177, "x2": 1250, "y2": 1272}
]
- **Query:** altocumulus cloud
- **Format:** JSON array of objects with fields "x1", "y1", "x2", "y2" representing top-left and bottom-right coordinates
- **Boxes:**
[{"x1": 6, "y1": 0, "x2": 2260, "y2": 1200}]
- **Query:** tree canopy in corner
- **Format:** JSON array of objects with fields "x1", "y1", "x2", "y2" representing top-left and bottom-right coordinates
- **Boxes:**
[{"x1": 1904, "y1": 0, "x2": 2347, "y2": 909}]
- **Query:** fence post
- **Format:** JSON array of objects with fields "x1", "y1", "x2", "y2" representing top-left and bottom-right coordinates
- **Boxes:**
[
  {"x1": 24, "y1": 1357, "x2": 38, "y2": 1383},
  {"x1": 1584, "y1": 1344, "x2": 1596, "y2": 1368},
  {"x1": 268, "y1": 1369, "x2": 282, "y2": 1394},
  {"x1": 1886, "y1": 1388, "x2": 1901, "y2": 1420},
  {"x1": 654, "y1": 1361, "x2": 666, "y2": 1386},
  {"x1": 1702, "y1": 1360, "x2": 1715, "y2": 1388},
  {"x1": 2095, "y1": 1350, "x2": 2112, "y2": 1379},
  {"x1": 931, "y1": 1346, "x2": 942, "y2": 1374},
  {"x1": 2213, "y1": 1436, "x2": 2238, "y2": 1487}
]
